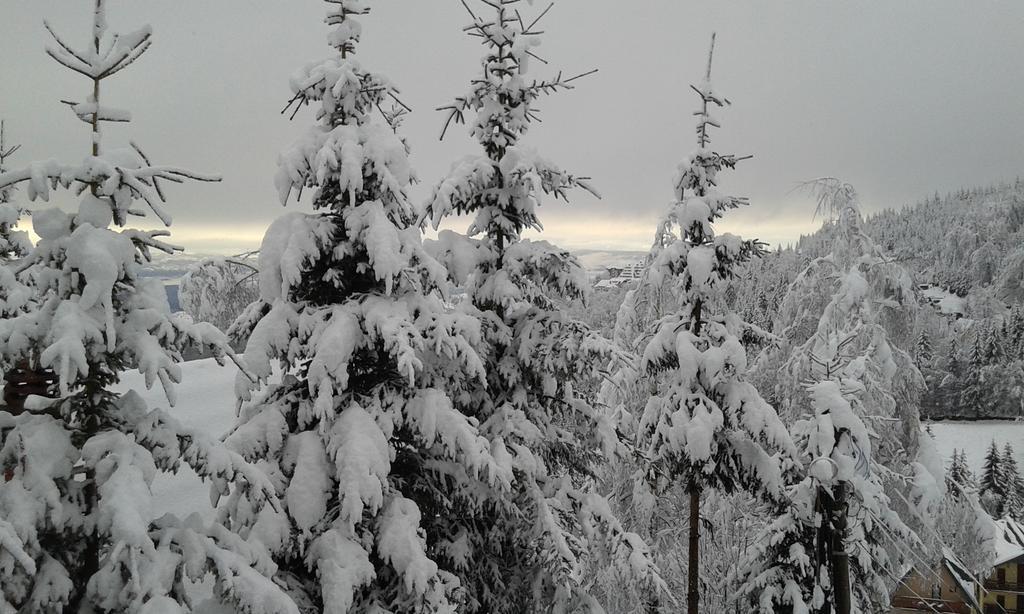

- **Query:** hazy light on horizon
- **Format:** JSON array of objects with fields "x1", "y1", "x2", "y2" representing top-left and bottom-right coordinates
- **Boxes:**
[{"x1": 3, "y1": 1, "x2": 1023, "y2": 256}]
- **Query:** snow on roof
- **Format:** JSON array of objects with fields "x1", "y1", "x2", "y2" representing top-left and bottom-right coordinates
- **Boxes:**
[
  {"x1": 941, "y1": 547, "x2": 982, "y2": 612},
  {"x1": 992, "y1": 517, "x2": 1024, "y2": 567}
]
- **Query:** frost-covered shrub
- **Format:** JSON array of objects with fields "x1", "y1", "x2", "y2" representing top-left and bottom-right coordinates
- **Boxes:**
[{"x1": 180, "y1": 256, "x2": 259, "y2": 335}]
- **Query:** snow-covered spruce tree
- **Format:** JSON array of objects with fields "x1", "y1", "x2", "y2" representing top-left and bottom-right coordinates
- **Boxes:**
[
  {"x1": 961, "y1": 333, "x2": 986, "y2": 419},
  {"x1": 979, "y1": 440, "x2": 1006, "y2": 517},
  {"x1": 0, "y1": 3, "x2": 296, "y2": 611},
  {"x1": 733, "y1": 330, "x2": 918, "y2": 613},
  {"x1": 938, "y1": 344, "x2": 963, "y2": 417},
  {"x1": 422, "y1": 2, "x2": 664, "y2": 611},
  {"x1": 224, "y1": 2, "x2": 562, "y2": 611},
  {"x1": 602, "y1": 35, "x2": 796, "y2": 614},
  {"x1": 1002, "y1": 443, "x2": 1024, "y2": 521},
  {"x1": 914, "y1": 329, "x2": 932, "y2": 371},
  {"x1": 937, "y1": 449, "x2": 996, "y2": 576},
  {"x1": 947, "y1": 449, "x2": 975, "y2": 492},
  {"x1": 0, "y1": 121, "x2": 31, "y2": 262}
]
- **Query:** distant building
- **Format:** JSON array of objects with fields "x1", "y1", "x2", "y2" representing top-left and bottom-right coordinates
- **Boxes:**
[
  {"x1": 595, "y1": 261, "x2": 645, "y2": 290},
  {"x1": 619, "y1": 262, "x2": 644, "y2": 279}
]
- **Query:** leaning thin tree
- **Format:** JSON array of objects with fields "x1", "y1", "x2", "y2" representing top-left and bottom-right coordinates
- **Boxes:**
[
  {"x1": 627, "y1": 35, "x2": 796, "y2": 614},
  {"x1": 0, "y1": 2, "x2": 295, "y2": 611}
]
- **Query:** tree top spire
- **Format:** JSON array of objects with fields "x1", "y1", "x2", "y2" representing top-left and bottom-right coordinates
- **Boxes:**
[
  {"x1": 692, "y1": 32, "x2": 729, "y2": 149},
  {"x1": 705, "y1": 32, "x2": 716, "y2": 81}
]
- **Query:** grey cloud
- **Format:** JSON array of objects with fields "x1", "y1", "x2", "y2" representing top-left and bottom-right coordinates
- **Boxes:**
[{"x1": 2, "y1": 1, "x2": 1022, "y2": 253}]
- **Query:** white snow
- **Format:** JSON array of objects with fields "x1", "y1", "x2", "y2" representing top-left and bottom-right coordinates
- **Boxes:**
[
  {"x1": 112, "y1": 357, "x2": 243, "y2": 520},
  {"x1": 926, "y1": 420, "x2": 1024, "y2": 475},
  {"x1": 920, "y1": 285, "x2": 967, "y2": 316}
]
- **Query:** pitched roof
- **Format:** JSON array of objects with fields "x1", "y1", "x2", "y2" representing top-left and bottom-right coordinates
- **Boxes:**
[
  {"x1": 942, "y1": 547, "x2": 982, "y2": 612},
  {"x1": 993, "y1": 517, "x2": 1024, "y2": 567}
]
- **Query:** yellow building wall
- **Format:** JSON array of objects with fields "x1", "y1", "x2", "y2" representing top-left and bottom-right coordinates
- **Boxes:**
[{"x1": 981, "y1": 561, "x2": 1021, "y2": 612}]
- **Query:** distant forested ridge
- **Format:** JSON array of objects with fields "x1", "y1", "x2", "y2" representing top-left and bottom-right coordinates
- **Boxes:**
[{"x1": 698, "y1": 179, "x2": 1024, "y2": 420}]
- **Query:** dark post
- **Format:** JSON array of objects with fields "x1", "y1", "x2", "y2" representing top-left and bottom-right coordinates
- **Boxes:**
[
  {"x1": 688, "y1": 484, "x2": 701, "y2": 614},
  {"x1": 831, "y1": 482, "x2": 852, "y2": 614}
]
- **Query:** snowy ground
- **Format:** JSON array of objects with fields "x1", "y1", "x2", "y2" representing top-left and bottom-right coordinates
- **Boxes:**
[
  {"x1": 113, "y1": 357, "x2": 243, "y2": 520},
  {"x1": 920, "y1": 285, "x2": 967, "y2": 317},
  {"x1": 926, "y1": 420, "x2": 1024, "y2": 474},
  {"x1": 117, "y1": 360, "x2": 1024, "y2": 519}
]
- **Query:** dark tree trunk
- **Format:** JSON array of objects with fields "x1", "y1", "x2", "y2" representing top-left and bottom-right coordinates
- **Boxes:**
[{"x1": 688, "y1": 484, "x2": 700, "y2": 614}]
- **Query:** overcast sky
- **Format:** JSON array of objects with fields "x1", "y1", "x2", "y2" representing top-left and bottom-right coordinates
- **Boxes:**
[{"x1": 2, "y1": 1, "x2": 1023, "y2": 254}]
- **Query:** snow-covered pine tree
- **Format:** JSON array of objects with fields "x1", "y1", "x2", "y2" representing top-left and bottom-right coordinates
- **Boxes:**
[
  {"x1": 0, "y1": 3, "x2": 295, "y2": 611},
  {"x1": 754, "y1": 179, "x2": 924, "y2": 436},
  {"x1": 1002, "y1": 444, "x2": 1024, "y2": 521},
  {"x1": 961, "y1": 333, "x2": 986, "y2": 418},
  {"x1": 422, "y1": 2, "x2": 664, "y2": 611},
  {"x1": 0, "y1": 119, "x2": 33, "y2": 386},
  {"x1": 947, "y1": 449, "x2": 975, "y2": 492},
  {"x1": 983, "y1": 324, "x2": 1003, "y2": 365},
  {"x1": 1010, "y1": 307, "x2": 1024, "y2": 357},
  {"x1": 606, "y1": 34, "x2": 796, "y2": 614},
  {"x1": 980, "y1": 440, "x2": 1005, "y2": 518},
  {"x1": 914, "y1": 329, "x2": 932, "y2": 371},
  {"x1": 224, "y1": 2, "x2": 600, "y2": 611},
  {"x1": 939, "y1": 344, "x2": 964, "y2": 416},
  {"x1": 0, "y1": 120, "x2": 30, "y2": 262},
  {"x1": 934, "y1": 449, "x2": 997, "y2": 576}
]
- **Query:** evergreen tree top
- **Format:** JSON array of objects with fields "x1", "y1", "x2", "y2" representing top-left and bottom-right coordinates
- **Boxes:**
[
  {"x1": 324, "y1": 0, "x2": 368, "y2": 55},
  {"x1": 0, "y1": 1, "x2": 219, "y2": 229},
  {"x1": 644, "y1": 34, "x2": 765, "y2": 306},
  {"x1": 437, "y1": 0, "x2": 598, "y2": 157},
  {"x1": 280, "y1": 0, "x2": 407, "y2": 133},
  {"x1": 424, "y1": 0, "x2": 599, "y2": 247}
]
